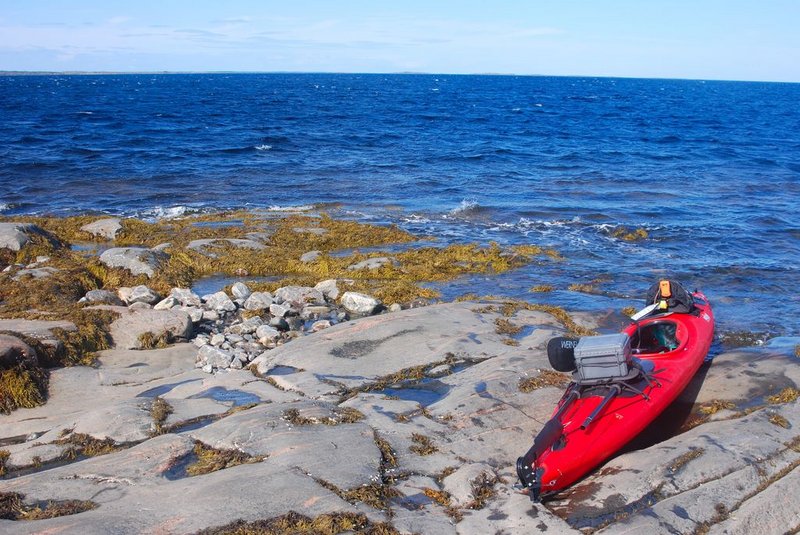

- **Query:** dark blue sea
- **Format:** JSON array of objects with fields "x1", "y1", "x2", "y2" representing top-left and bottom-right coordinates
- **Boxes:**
[{"x1": 1, "y1": 73, "x2": 799, "y2": 338}]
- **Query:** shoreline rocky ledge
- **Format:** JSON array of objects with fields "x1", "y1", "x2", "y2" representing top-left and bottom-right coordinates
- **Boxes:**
[{"x1": 1, "y1": 213, "x2": 799, "y2": 534}]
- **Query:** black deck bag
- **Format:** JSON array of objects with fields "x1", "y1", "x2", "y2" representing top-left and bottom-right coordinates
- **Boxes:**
[{"x1": 645, "y1": 279, "x2": 694, "y2": 314}]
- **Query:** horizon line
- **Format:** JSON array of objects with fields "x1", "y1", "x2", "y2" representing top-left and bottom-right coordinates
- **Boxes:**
[{"x1": 0, "y1": 69, "x2": 797, "y2": 85}]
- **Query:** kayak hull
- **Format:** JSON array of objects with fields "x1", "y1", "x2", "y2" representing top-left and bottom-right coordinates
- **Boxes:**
[{"x1": 518, "y1": 292, "x2": 714, "y2": 500}]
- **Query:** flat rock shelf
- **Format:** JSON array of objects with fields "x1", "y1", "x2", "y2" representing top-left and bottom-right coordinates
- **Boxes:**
[{"x1": 1, "y1": 302, "x2": 798, "y2": 534}]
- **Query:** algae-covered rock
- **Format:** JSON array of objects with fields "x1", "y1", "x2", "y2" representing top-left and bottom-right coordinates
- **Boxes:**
[
  {"x1": 99, "y1": 247, "x2": 167, "y2": 278},
  {"x1": 80, "y1": 218, "x2": 122, "y2": 240},
  {"x1": 347, "y1": 256, "x2": 395, "y2": 271},
  {"x1": 0, "y1": 334, "x2": 38, "y2": 368},
  {"x1": 81, "y1": 289, "x2": 125, "y2": 306},
  {"x1": 300, "y1": 250, "x2": 321, "y2": 263},
  {"x1": 187, "y1": 238, "x2": 266, "y2": 256},
  {"x1": 0, "y1": 222, "x2": 60, "y2": 252}
]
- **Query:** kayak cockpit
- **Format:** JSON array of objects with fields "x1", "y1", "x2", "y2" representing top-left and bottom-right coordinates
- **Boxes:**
[{"x1": 629, "y1": 319, "x2": 682, "y2": 355}]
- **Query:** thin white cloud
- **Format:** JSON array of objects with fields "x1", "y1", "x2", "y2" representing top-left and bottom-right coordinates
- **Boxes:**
[{"x1": 107, "y1": 16, "x2": 131, "y2": 26}]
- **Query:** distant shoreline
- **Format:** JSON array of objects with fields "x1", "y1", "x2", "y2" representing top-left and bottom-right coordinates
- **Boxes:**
[{"x1": 0, "y1": 71, "x2": 794, "y2": 84}]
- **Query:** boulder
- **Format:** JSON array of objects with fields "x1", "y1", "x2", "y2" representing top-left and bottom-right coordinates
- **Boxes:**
[
  {"x1": 274, "y1": 286, "x2": 325, "y2": 306},
  {"x1": 0, "y1": 334, "x2": 37, "y2": 368},
  {"x1": 180, "y1": 306, "x2": 204, "y2": 323},
  {"x1": 310, "y1": 320, "x2": 332, "y2": 332},
  {"x1": 300, "y1": 250, "x2": 321, "y2": 263},
  {"x1": 0, "y1": 318, "x2": 77, "y2": 349},
  {"x1": 314, "y1": 279, "x2": 341, "y2": 301},
  {"x1": 230, "y1": 282, "x2": 252, "y2": 300},
  {"x1": 227, "y1": 317, "x2": 263, "y2": 335},
  {"x1": 127, "y1": 285, "x2": 160, "y2": 305},
  {"x1": 256, "y1": 325, "x2": 281, "y2": 343},
  {"x1": 99, "y1": 247, "x2": 167, "y2": 278},
  {"x1": 153, "y1": 296, "x2": 180, "y2": 310},
  {"x1": 170, "y1": 287, "x2": 202, "y2": 307},
  {"x1": 196, "y1": 344, "x2": 234, "y2": 370},
  {"x1": 80, "y1": 217, "x2": 122, "y2": 240},
  {"x1": 203, "y1": 291, "x2": 237, "y2": 313},
  {"x1": 301, "y1": 305, "x2": 331, "y2": 320},
  {"x1": 0, "y1": 222, "x2": 60, "y2": 251},
  {"x1": 347, "y1": 256, "x2": 395, "y2": 271},
  {"x1": 292, "y1": 227, "x2": 328, "y2": 235},
  {"x1": 269, "y1": 303, "x2": 292, "y2": 318},
  {"x1": 244, "y1": 291, "x2": 273, "y2": 310},
  {"x1": 81, "y1": 289, "x2": 125, "y2": 306},
  {"x1": 187, "y1": 238, "x2": 266, "y2": 257},
  {"x1": 341, "y1": 291, "x2": 381, "y2": 315},
  {"x1": 109, "y1": 309, "x2": 192, "y2": 350},
  {"x1": 270, "y1": 317, "x2": 290, "y2": 331},
  {"x1": 117, "y1": 286, "x2": 133, "y2": 303},
  {"x1": 11, "y1": 266, "x2": 59, "y2": 281}
]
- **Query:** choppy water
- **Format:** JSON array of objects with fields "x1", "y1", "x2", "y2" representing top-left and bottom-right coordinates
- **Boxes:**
[{"x1": 1, "y1": 73, "x2": 799, "y2": 335}]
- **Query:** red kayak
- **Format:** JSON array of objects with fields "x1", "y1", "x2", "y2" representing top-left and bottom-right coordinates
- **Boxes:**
[{"x1": 517, "y1": 281, "x2": 714, "y2": 501}]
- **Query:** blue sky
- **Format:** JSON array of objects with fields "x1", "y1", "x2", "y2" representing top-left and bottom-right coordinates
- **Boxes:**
[{"x1": 1, "y1": 1, "x2": 798, "y2": 82}]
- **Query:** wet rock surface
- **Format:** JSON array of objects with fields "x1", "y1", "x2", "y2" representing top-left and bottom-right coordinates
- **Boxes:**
[{"x1": 1, "y1": 302, "x2": 798, "y2": 534}]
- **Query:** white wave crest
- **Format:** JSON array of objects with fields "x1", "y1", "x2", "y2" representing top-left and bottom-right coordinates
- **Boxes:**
[
  {"x1": 140, "y1": 205, "x2": 200, "y2": 221},
  {"x1": 401, "y1": 214, "x2": 432, "y2": 224},
  {"x1": 448, "y1": 199, "x2": 480, "y2": 216},
  {"x1": 255, "y1": 144, "x2": 272, "y2": 151},
  {"x1": 265, "y1": 204, "x2": 315, "y2": 212}
]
